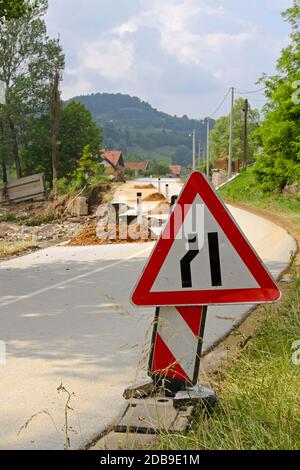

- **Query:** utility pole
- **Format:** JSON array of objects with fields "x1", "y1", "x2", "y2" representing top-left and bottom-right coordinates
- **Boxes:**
[
  {"x1": 228, "y1": 87, "x2": 234, "y2": 180},
  {"x1": 206, "y1": 117, "x2": 210, "y2": 178},
  {"x1": 0, "y1": 81, "x2": 7, "y2": 184},
  {"x1": 198, "y1": 140, "x2": 201, "y2": 168},
  {"x1": 192, "y1": 129, "x2": 196, "y2": 172},
  {"x1": 243, "y1": 99, "x2": 249, "y2": 169},
  {"x1": 50, "y1": 70, "x2": 61, "y2": 198}
]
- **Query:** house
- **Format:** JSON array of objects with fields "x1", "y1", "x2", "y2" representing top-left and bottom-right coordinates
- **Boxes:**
[
  {"x1": 125, "y1": 162, "x2": 149, "y2": 178},
  {"x1": 102, "y1": 149, "x2": 125, "y2": 176},
  {"x1": 169, "y1": 165, "x2": 182, "y2": 177}
]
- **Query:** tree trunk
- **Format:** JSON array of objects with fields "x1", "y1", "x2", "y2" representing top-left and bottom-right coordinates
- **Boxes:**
[
  {"x1": 50, "y1": 71, "x2": 61, "y2": 198},
  {"x1": 0, "y1": 121, "x2": 7, "y2": 183},
  {"x1": 8, "y1": 117, "x2": 22, "y2": 179},
  {"x1": 1, "y1": 157, "x2": 7, "y2": 183}
]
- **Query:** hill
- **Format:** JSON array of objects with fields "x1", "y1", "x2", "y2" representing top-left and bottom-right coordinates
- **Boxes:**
[{"x1": 70, "y1": 93, "x2": 213, "y2": 166}]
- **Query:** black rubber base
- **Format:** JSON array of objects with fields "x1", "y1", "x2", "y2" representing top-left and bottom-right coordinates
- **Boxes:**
[{"x1": 173, "y1": 385, "x2": 218, "y2": 412}]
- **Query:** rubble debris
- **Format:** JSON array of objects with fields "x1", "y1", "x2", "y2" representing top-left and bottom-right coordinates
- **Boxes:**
[
  {"x1": 68, "y1": 223, "x2": 154, "y2": 246},
  {"x1": 143, "y1": 192, "x2": 166, "y2": 202},
  {"x1": 133, "y1": 184, "x2": 156, "y2": 190},
  {"x1": 148, "y1": 202, "x2": 170, "y2": 215}
]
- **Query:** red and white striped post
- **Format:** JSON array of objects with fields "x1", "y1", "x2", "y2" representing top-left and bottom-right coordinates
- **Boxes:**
[{"x1": 148, "y1": 306, "x2": 207, "y2": 395}]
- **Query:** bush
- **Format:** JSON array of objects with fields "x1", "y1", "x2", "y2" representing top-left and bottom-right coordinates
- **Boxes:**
[
  {"x1": 149, "y1": 161, "x2": 169, "y2": 176},
  {"x1": 73, "y1": 145, "x2": 98, "y2": 189},
  {"x1": 124, "y1": 168, "x2": 135, "y2": 179},
  {"x1": 56, "y1": 145, "x2": 107, "y2": 195},
  {"x1": 253, "y1": 154, "x2": 300, "y2": 193}
]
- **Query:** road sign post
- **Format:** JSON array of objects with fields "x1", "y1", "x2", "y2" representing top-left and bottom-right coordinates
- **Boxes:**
[
  {"x1": 149, "y1": 306, "x2": 207, "y2": 395},
  {"x1": 131, "y1": 172, "x2": 281, "y2": 400}
]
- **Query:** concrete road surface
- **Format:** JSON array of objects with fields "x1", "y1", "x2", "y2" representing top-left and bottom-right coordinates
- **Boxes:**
[{"x1": 0, "y1": 178, "x2": 296, "y2": 449}]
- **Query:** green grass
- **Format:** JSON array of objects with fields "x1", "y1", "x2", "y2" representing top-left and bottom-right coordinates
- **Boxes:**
[
  {"x1": 0, "y1": 212, "x2": 18, "y2": 223},
  {"x1": 158, "y1": 272, "x2": 300, "y2": 450},
  {"x1": 220, "y1": 168, "x2": 300, "y2": 215}
]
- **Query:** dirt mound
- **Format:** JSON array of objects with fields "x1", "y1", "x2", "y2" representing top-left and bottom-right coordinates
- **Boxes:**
[
  {"x1": 68, "y1": 223, "x2": 153, "y2": 246},
  {"x1": 143, "y1": 192, "x2": 166, "y2": 202},
  {"x1": 68, "y1": 225, "x2": 99, "y2": 246},
  {"x1": 134, "y1": 184, "x2": 156, "y2": 190},
  {"x1": 47, "y1": 184, "x2": 112, "y2": 217},
  {"x1": 148, "y1": 202, "x2": 170, "y2": 215}
]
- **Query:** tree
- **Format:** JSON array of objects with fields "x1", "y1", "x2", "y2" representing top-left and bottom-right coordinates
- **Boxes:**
[
  {"x1": 73, "y1": 145, "x2": 98, "y2": 189},
  {"x1": 0, "y1": 0, "x2": 35, "y2": 20},
  {"x1": 21, "y1": 101, "x2": 102, "y2": 183},
  {"x1": 20, "y1": 113, "x2": 52, "y2": 181},
  {"x1": 0, "y1": 0, "x2": 64, "y2": 178},
  {"x1": 172, "y1": 145, "x2": 191, "y2": 166},
  {"x1": 252, "y1": 0, "x2": 300, "y2": 192},
  {"x1": 209, "y1": 98, "x2": 260, "y2": 165},
  {"x1": 59, "y1": 101, "x2": 102, "y2": 177},
  {"x1": 50, "y1": 70, "x2": 62, "y2": 195},
  {"x1": 149, "y1": 160, "x2": 169, "y2": 176}
]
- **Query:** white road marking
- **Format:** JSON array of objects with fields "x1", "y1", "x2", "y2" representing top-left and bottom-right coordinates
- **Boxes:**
[{"x1": 0, "y1": 246, "x2": 152, "y2": 308}]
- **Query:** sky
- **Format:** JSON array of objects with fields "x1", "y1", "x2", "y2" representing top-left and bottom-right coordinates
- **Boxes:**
[{"x1": 45, "y1": 0, "x2": 292, "y2": 119}]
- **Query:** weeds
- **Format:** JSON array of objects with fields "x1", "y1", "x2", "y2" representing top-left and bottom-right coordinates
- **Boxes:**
[
  {"x1": 0, "y1": 212, "x2": 18, "y2": 223},
  {"x1": 0, "y1": 240, "x2": 38, "y2": 259},
  {"x1": 57, "y1": 383, "x2": 76, "y2": 450},
  {"x1": 18, "y1": 384, "x2": 76, "y2": 450}
]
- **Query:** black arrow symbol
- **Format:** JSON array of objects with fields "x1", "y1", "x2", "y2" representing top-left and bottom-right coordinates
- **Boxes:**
[
  {"x1": 180, "y1": 234, "x2": 199, "y2": 288},
  {"x1": 208, "y1": 232, "x2": 222, "y2": 287},
  {"x1": 180, "y1": 232, "x2": 223, "y2": 289}
]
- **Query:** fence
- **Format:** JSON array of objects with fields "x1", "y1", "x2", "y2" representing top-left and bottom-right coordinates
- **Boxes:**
[{"x1": 0, "y1": 174, "x2": 46, "y2": 204}]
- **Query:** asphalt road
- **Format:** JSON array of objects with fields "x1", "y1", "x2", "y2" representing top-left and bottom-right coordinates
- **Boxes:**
[{"x1": 0, "y1": 178, "x2": 296, "y2": 449}]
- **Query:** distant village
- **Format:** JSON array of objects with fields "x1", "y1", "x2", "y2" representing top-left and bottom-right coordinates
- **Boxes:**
[{"x1": 102, "y1": 149, "x2": 182, "y2": 178}]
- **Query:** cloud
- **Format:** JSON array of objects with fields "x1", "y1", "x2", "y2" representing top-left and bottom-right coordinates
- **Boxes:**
[
  {"x1": 80, "y1": 39, "x2": 135, "y2": 81},
  {"x1": 113, "y1": 20, "x2": 138, "y2": 37},
  {"x1": 46, "y1": 0, "x2": 290, "y2": 116}
]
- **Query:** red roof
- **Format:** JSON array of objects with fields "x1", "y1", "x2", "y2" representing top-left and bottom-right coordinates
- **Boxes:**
[
  {"x1": 169, "y1": 165, "x2": 182, "y2": 176},
  {"x1": 102, "y1": 150, "x2": 124, "y2": 168},
  {"x1": 125, "y1": 162, "x2": 149, "y2": 171}
]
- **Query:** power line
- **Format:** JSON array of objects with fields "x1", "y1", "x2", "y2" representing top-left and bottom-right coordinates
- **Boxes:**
[
  {"x1": 245, "y1": 97, "x2": 268, "y2": 103},
  {"x1": 209, "y1": 88, "x2": 231, "y2": 117},
  {"x1": 235, "y1": 87, "x2": 266, "y2": 95}
]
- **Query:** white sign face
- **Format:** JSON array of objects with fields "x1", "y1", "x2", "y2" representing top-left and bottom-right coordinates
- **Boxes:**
[
  {"x1": 151, "y1": 194, "x2": 259, "y2": 294},
  {"x1": 131, "y1": 171, "x2": 280, "y2": 307},
  {"x1": 0, "y1": 81, "x2": 6, "y2": 105}
]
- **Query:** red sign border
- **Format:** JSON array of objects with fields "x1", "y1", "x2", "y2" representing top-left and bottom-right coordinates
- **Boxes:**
[{"x1": 131, "y1": 172, "x2": 281, "y2": 307}]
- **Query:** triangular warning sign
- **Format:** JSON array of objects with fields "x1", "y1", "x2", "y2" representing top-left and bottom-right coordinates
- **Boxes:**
[{"x1": 131, "y1": 172, "x2": 281, "y2": 307}]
